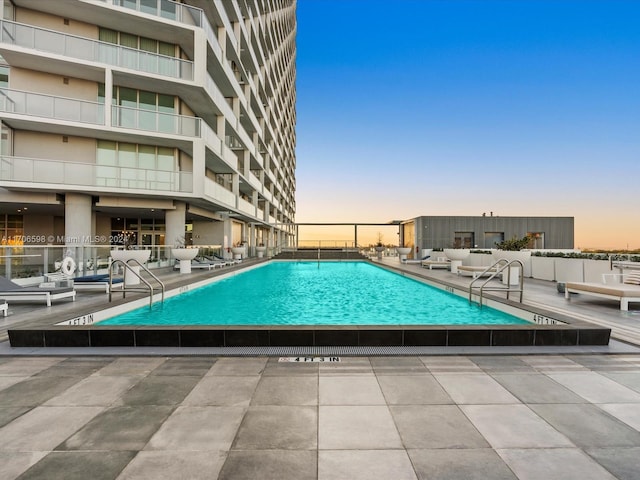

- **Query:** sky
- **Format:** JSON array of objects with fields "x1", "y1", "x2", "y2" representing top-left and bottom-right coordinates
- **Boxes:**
[{"x1": 293, "y1": 0, "x2": 640, "y2": 249}]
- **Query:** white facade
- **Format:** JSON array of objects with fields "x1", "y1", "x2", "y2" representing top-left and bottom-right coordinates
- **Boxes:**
[{"x1": 0, "y1": 0, "x2": 296, "y2": 251}]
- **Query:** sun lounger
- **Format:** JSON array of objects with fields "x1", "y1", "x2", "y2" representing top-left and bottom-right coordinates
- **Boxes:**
[
  {"x1": 0, "y1": 276, "x2": 76, "y2": 307},
  {"x1": 402, "y1": 255, "x2": 431, "y2": 264},
  {"x1": 422, "y1": 257, "x2": 451, "y2": 270},
  {"x1": 565, "y1": 271, "x2": 640, "y2": 311},
  {"x1": 456, "y1": 265, "x2": 498, "y2": 279},
  {"x1": 72, "y1": 274, "x2": 124, "y2": 293}
]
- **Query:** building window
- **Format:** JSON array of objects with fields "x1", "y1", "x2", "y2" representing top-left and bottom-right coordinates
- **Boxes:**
[
  {"x1": 0, "y1": 214, "x2": 23, "y2": 245},
  {"x1": 527, "y1": 232, "x2": 545, "y2": 249},
  {"x1": 96, "y1": 141, "x2": 177, "y2": 189},
  {"x1": 99, "y1": 28, "x2": 176, "y2": 57},
  {"x1": 484, "y1": 232, "x2": 504, "y2": 249},
  {"x1": 454, "y1": 232, "x2": 474, "y2": 249}
]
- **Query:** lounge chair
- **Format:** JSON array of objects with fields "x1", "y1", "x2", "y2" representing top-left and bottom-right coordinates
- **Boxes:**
[
  {"x1": 422, "y1": 257, "x2": 451, "y2": 270},
  {"x1": 70, "y1": 274, "x2": 124, "y2": 293},
  {"x1": 402, "y1": 254, "x2": 431, "y2": 264},
  {"x1": 173, "y1": 258, "x2": 224, "y2": 271},
  {"x1": 0, "y1": 276, "x2": 76, "y2": 307},
  {"x1": 456, "y1": 265, "x2": 499, "y2": 279},
  {"x1": 565, "y1": 271, "x2": 640, "y2": 311}
]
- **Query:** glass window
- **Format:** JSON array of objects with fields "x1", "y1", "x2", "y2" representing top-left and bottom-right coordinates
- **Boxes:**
[
  {"x1": 157, "y1": 147, "x2": 175, "y2": 171},
  {"x1": 98, "y1": 28, "x2": 118, "y2": 44},
  {"x1": 0, "y1": 66, "x2": 8, "y2": 88},
  {"x1": 96, "y1": 140, "x2": 117, "y2": 165},
  {"x1": 139, "y1": 37, "x2": 157, "y2": 53},
  {"x1": 119, "y1": 143, "x2": 136, "y2": 168},
  {"x1": 138, "y1": 145, "x2": 155, "y2": 170},
  {"x1": 120, "y1": 33, "x2": 138, "y2": 49},
  {"x1": 140, "y1": 0, "x2": 158, "y2": 15},
  {"x1": 484, "y1": 232, "x2": 504, "y2": 249},
  {"x1": 159, "y1": 41, "x2": 175, "y2": 57}
]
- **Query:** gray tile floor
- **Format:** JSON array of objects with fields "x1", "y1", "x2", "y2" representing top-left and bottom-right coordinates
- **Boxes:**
[{"x1": 1, "y1": 354, "x2": 640, "y2": 479}]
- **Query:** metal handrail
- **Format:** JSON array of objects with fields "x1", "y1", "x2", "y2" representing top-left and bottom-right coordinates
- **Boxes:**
[
  {"x1": 469, "y1": 259, "x2": 524, "y2": 307},
  {"x1": 109, "y1": 259, "x2": 165, "y2": 307}
]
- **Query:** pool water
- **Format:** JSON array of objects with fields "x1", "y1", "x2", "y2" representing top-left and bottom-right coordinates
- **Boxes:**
[{"x1": 98, "y1": 262, "x2": 529, "y2": 326}]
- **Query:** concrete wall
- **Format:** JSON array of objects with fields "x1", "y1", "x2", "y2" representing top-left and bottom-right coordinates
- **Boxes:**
[
  {"x1": 192, "y1": 220, "x2": 225, "y2": 246},
  {"x1": 10, "y1": 67, "x2": 97, "y2": 101},
  {"x1": 14, "y1": 132, "x2": 96, "y2": 163}
]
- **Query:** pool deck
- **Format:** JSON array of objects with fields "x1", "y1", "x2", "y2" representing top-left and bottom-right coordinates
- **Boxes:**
[
  {"x1": 1, "y1": 259, "x2": 640, "y2": 479},
  {"x1": 1, "y1": 256, "x2": 631, "y2": 350}
]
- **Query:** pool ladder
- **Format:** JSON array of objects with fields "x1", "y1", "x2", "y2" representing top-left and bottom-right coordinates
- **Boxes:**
[
  {"x1": 109, "y1": 259, "x2": 165, "y2": 308},
  {"x1": 469, "y1": 259, "x2": 524, "y2": 308}
]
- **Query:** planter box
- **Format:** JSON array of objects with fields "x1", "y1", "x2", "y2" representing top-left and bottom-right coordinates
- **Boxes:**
[
  {"x1": 555, "y1": 257, "x2": 584, "y2": 283},
  {"x1": 531, "y1": 256, "x2": 556, "y2": 281},
  {"x1": 583, "y1": 259, "x2": 613, "y2": 283},
  {"x1": 467, "y1": 253, "x2": 493, "y2": 267},
  {"x1": 492, "y1": 250, "x2": 532, "y2": 277}
]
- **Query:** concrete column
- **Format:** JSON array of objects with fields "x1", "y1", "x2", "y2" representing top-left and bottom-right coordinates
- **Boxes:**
[
  {"x1": 105, "y1": 68, "x2": 113, "y2": 126},
  {"x1": 64, "y1": 193, "x2": 92, "y2": 274},
  {"x1": 65, "y1": 193, "x2": 92, "y2": 245},
  {"x1": 165, "y1": 202, "x2": 186, "y2": 248}
]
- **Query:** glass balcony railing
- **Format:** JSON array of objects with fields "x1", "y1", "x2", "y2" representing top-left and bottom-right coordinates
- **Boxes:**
[
  {"x1": 0, "y1": 155, "x2": 193, "y2": 193},
  {"x1": 0, "y1": 88, "x2": 104, "y2": 124},
  {"x1": 100, "y1": 0, "x2": 204, "y2": 27},
  {"x1": 0, "y1": 20, "x2": 194, "y2": 80},
  {"x1": 111, "y1": 105, "x2": 201, "y2": 136}
]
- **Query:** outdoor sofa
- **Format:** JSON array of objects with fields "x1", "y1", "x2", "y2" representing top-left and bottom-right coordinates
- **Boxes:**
[{"x1": 565, "y1": 271, "x2": 640, "y2": 311}]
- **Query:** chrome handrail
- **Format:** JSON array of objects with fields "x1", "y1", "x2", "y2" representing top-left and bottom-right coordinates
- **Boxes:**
[
  {"x1": 469, "y1": 259, "x2": 524, "y2": 307},
  {"x1": 109, "y1": 259, "x2": 165, "y2": 307}
]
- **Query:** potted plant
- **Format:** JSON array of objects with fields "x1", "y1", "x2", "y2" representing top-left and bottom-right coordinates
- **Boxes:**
[
  {"x1": 110, "y1": 233, "x2": 150, "y2": 285},
  {"x1": 171, "y1": 236, "x2": 199, "y2": 274},
  {"x1": 374, "y1": 233, "x2": 385, "y2": 259},
  {"x1": 231, "y1": 241, "x2": 245, "y2": 260},
  {"x1": 396, "y1": 244, "x2": 412, "y2": 262},
  {"x1": 256, "y1": 242, "x2": 267, "y2": 258},
  {"x1": 492, "y1": 235, "x2": 532, "y2": 284},
  {"x1": 443, "y1": 247, "x2": 471, "y2": 274}
]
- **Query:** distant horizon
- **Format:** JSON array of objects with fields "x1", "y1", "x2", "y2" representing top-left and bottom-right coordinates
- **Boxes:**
[{"x1": 294, "y1": 0, "x2": 640, "y2": 250}]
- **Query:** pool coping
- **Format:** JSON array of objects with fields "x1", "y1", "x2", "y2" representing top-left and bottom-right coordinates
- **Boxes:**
[{"x1": 6, "y1": 260, "x2": 612, "y2": 348}]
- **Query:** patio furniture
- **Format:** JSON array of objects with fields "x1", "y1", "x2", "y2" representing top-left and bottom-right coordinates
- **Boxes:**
[
  {"x1": 0, "y1": 276, "x2": 76, "y2": 307},
  {"x1": 565, "y1": 271, "x2": 640, "y2": 311}
]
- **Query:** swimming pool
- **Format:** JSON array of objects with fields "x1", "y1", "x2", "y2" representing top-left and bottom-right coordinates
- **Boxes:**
[{"x1": 97, "y1": 261, "x2": 529, "y2": 326}]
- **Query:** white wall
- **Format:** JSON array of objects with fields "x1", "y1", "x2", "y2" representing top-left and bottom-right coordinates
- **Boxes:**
[{"x1": 14, "y1": 132, "x2": 95, "y2": 163}]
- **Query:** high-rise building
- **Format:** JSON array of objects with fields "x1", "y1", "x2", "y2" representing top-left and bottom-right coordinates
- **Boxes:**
[{"x1": 0, "y1": 0, "x2": 296, "y2": 253}]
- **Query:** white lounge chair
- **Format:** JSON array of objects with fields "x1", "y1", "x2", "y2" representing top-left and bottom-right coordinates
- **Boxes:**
[
  {"x1": 456, "y1": 265, "x2": 499, "y2": 279},
  {"x1": 402, "y1": 254, "x2": 431, "y2": 264},
  {"x1": 422, "y1": 257, "x2": 451, "y2": 270},
  {"x1": 565, "y1": 271, "x2": 640, "y2": 311},
  {"x1": 0, "y1": 276, "x2": 76, "y2": 307}
]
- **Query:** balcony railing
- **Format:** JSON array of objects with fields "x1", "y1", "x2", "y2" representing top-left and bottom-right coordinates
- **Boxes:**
[
  {"x1": 111, "y1": 105, "x2": 200, "y2": 136},
  {"x1": 99, "y1": 0, "x2": 204, "y2": 27},
  {"x1": 0, "y1": 20, "x2": 194, "y2": 80},
  {"x1": 204, "y1": 177, "x2": 236, "y2": 206},
  {"x1": 0, "y1": 88, "x2": 104, "y2": 124},
  {"x1": 0, "y1": 155, "x2": 192, "y2": 193}
]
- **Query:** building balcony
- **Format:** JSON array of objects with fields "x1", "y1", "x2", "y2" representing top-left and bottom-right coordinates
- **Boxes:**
[
  {"x1": 0, "y1": 19, "x2": 194, "y2": 81},
  {"x1": 0, "y1": 88, "x2": 200, "y2": 139},
  {"x1": 111, "y1": 105, "x2": 200, "y2": 136},
  {"x1": 203, "y1": 177, "x2": 236, "y2": 207},
  {"x1": 0, "y1": 88, "x2": 104, "y2": 125},
  {"x1": 0, "y1": 155, "x2": 193, "y2": 193}
]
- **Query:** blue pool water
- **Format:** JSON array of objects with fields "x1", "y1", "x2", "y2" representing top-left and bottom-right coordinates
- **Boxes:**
[{"x1": 98, "y1": 262, "x2": 529, "y2": 326}]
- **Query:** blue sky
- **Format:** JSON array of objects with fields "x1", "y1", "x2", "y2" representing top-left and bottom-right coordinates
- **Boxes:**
[{"x1": 294, "y1": 0, "x2": 640, "y2": 249}]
